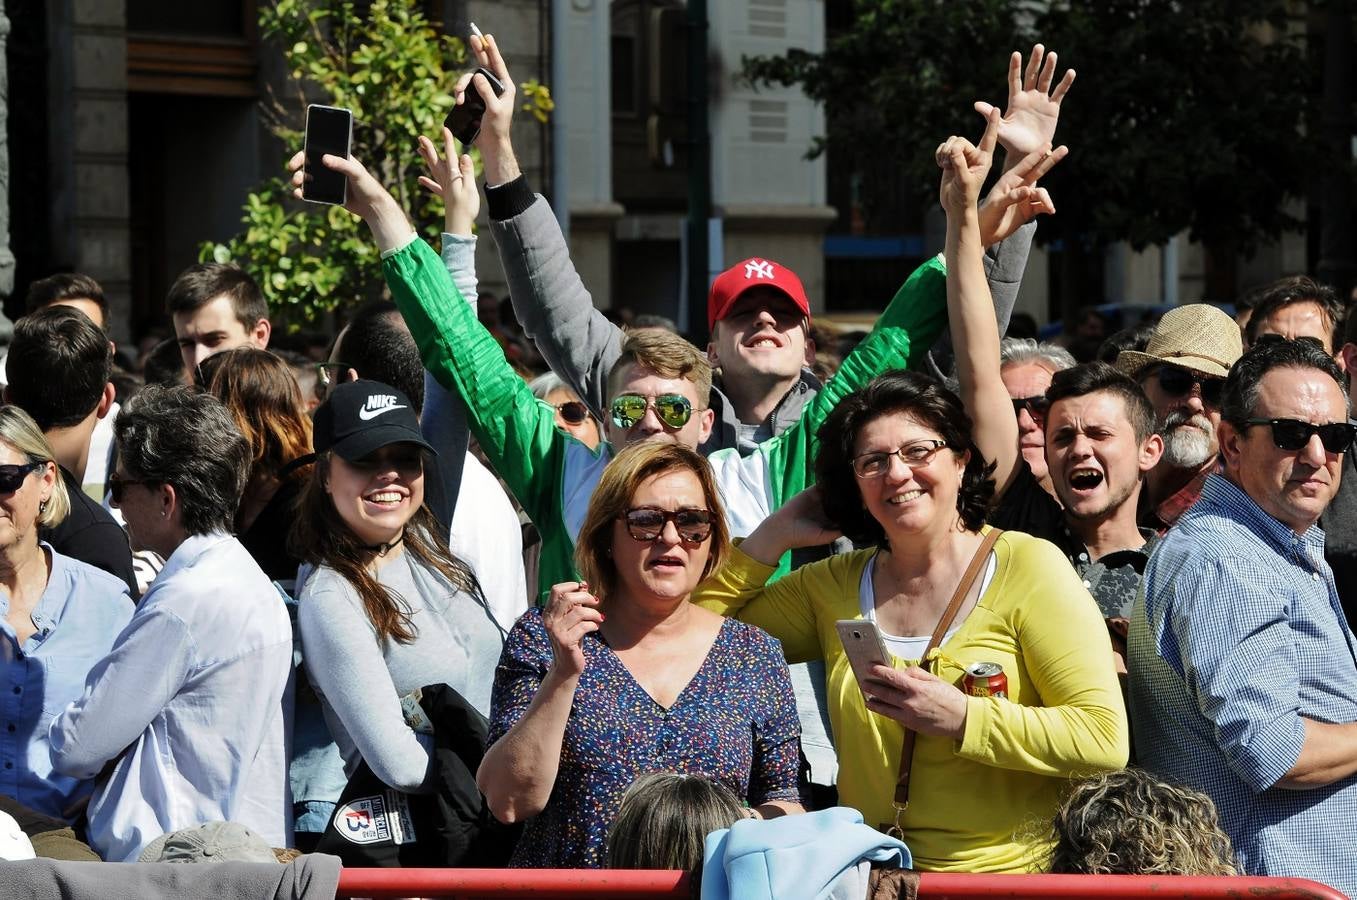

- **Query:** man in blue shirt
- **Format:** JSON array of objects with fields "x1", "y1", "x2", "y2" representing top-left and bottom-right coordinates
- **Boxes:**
[{"x1": 1129, "y1": 338, "x2": 1357, "y2": 895}]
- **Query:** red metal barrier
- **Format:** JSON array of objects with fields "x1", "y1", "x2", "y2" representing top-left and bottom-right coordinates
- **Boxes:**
[{"x1": 333, "y1": 869, "x2": 1348, "y2": 900}]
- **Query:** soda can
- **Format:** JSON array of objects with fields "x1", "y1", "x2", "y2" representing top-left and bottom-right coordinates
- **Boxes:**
[{"x1": 962, "y1": 661, "x2": 1008, "y2": 699}]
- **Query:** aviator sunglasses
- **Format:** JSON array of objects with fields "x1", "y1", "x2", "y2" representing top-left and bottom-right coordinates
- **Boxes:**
[
  {"x1": 620, "y1": 506, "x2": 714, "y2": 543},
  {"x1": 610, "y1": 393, "x2": 694, "y2": 430},
  {"x1": 0, "y1": 461, "x2": 45, "y2": 494},
  {"x1": 1245, "y1": 418, "x2": 1357, "y2": 454},
  {"x1": 1150, "y1": 365, "x2": 1225, "y2": 407}
]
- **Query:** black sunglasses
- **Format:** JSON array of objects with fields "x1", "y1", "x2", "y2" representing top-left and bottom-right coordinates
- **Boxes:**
[
  {"x1": 621, "y1": 506, "x2": 714, "y2": 543},
  {"x1": 1151, "y1": 366, "x2": 1225, "y2": 407},
  {"x1": 108, "y1": 472, "x2": 161, "y2": 505},
  {"x1": 1011, "y1": 396, "x2": 1050, "y2": 422},
  {"x1": 555, "y1": 401, "x2": 590, "y2": 426},
  {"x1": 0, "y1": 461, "x2": 44, "y2": 494},
  {"x1": 1245, "y1": 418, "x2": 1357, "y2": 454}
]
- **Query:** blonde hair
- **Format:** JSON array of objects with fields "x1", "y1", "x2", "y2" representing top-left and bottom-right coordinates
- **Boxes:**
[
  {"x1": 608, "y1": 330, "x2": 713, "y2": 409},
  {"x1": 1047, "y1": 768, "x2": 1237, "y2": 875},
  {"x1": 605, "y1": 772, "x2": 744, "y2": 871},
  {"x1": 0, "y1": 406, "x2": 69, "y2": 528},
  {"x1": 575, "y1": 442, "x2": 729, "y2": 601}
]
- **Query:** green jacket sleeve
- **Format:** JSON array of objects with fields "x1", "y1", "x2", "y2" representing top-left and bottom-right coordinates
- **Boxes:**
[
  {"x1": 762, "y1": 254, "x2": 949, "y2": 512},
  {"x1": 382, "y1": 237, "x2": 572, "y2": 535}
]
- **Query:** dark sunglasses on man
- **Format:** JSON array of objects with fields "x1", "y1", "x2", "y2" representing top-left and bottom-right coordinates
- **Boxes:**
[
  {"x1": 1011, "y1": 396, "x2": 1050, "y2": 423},
  {"x1": 1150, "y1": 365, "x2": 1225, "y2": 407},
  {"x1": 620, "y1": 506, "x2": 713, "y2": 543},
  {"x1": 1245, "y1": 418, "x2": 1357, "y2": 454}
]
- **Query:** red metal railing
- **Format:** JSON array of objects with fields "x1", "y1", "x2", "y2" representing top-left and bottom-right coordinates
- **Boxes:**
[{"x1": 333, "y1": 869, "x2": 1349, "y2": 900}]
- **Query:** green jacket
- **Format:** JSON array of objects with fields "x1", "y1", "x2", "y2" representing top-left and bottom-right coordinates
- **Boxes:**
[{"x1": 383, "y1": 238, "x2": 948, "y2": 601}]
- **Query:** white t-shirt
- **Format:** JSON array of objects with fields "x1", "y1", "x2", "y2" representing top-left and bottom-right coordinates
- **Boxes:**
[
  {"x1": 450, "y1": 451, "x2": 529, "y2": 631},
  {"x1": 858, "y1": 550, "x2": 997, "y2": 660}
]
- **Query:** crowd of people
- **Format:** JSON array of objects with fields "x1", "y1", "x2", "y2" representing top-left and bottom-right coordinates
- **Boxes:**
[{"x1": 0, "y1": 30, "x2": 1353, "y2": 898}]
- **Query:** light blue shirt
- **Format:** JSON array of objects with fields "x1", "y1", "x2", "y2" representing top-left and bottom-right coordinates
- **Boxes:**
[
  {"x1": 0, "y1": 546, "x2": 132, "y2": 819},
  {"x1": 49, "y1": 532, "x2": 294, "y2": 861},
  {"x1": 1129, "y1": 474, "x2": 1357, "y2": 896}
]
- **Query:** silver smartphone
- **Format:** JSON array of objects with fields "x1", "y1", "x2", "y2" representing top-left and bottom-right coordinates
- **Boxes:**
[{"x1": 835, "y1": 619, "x2": 892, "y2": 690}]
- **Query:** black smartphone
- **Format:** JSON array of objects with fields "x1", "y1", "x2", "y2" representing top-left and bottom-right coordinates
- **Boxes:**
[
  {"x1": 303, "y1": 104, "x2": 353, "y2": 205},
  {"x1": 444, "y1": 67, "x2": 505, "y2": 146}
]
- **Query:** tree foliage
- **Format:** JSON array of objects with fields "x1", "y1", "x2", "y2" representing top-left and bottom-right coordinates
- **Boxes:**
[
  {"x1": 203, "y1": 0, "x2": 553, "y2": 325},
  {"x1": 744, "y1": 1, "x2": 1324, "y2": 262}
]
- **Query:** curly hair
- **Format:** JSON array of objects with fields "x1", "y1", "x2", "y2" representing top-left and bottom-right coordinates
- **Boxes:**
[
  {"x1": 814, "y1": 370, "x2": 995, "y2": 546},
  {"x1": 1047, "y1": 768, "x2": 1237, "y2": 875}
]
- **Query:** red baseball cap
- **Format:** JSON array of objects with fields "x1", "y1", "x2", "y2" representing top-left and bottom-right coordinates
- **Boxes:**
[{"x1": 707, "y1": 258, "x2": 811, "y2": 332}]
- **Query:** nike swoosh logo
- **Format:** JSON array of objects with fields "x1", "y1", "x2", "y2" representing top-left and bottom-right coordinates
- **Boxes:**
[{"x1": 357, "y1": 404, "x2": 407, "y2": 421}]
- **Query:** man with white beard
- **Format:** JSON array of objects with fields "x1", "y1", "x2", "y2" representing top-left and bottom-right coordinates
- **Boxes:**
[{"x1": 1116, "y1": 305, "x2": 1243, "y2": 532}]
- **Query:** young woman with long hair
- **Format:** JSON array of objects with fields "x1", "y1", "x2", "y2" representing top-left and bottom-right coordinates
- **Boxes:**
[{"x1": 291, "y1": 379, "x2": 506, "y2": 796}]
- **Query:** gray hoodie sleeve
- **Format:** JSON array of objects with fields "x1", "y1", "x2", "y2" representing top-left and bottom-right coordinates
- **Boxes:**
[
  {"x1": 486, "y1": 181, "x2": 623, "y2": 422},
  {"x1": 924, "y1": 221, "x2": 1035, "y2": 379}
]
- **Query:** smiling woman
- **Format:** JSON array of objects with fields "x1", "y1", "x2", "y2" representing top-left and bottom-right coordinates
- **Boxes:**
[
  {"x1": 290, "y1": 380, "x2": 509, "y2": 803},
  {"x1": 476, "y1": 442, "x2": 805, "y2": 868},
  {"x1": 694, "y1": 369, "x2": 1128, "y2": 872}
]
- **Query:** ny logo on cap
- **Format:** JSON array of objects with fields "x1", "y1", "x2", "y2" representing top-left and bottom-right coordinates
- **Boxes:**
[
  {"x1": 744, "y1": 260, "x2": 775, "y2": 280},
  {"x1": 358, "y1": 394, "x2": 407, "y2": 421}
]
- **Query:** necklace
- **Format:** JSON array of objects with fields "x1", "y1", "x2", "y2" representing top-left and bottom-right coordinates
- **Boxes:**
[{"x1": 364, "y1": 530, "x2": 405, "y2": 556}]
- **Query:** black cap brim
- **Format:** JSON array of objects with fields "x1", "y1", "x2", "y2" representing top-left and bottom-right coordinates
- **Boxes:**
[{"x1": 328, "y1": 424, "x2": 437, "y2": 462}]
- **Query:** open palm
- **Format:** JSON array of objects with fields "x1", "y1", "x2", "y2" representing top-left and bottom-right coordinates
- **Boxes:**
[{"x1": 975, "y1": 45, "x2": 1075, "y2": 159}]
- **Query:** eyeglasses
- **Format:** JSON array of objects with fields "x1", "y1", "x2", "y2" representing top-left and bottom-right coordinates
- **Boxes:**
[
  {"x1": 0, "y1": 461, "x2": 44, "y2": 494},
  {"x1": 555, "y1": 401, "x2": 590, "y2": 426},
  {"x1": 108, "y1": 472, "x2": 161, "y2": 505},
  {"x1": 610, "y1": 393, "x2": 694, "y2": 430},
  {"x1": 620, "y1": 506, "x2": 714, "y2": 543},
  {"x1": 1150, "y1": 365, "x2": 1225, "y2": 407},
  {"x1": 1011, "y1": 396, "x2": 1050, "y2": 423},
  {"x1": 852, "y1": 439, "x2": 949, "y2": 478},
  {"x1": 1244, "y1": 418, "x2": 1357, "y2": 454}
]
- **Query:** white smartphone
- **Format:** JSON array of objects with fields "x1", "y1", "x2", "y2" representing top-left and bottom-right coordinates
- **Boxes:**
[{"x1": 835, "y1": 619, "x2": 892, "y2": 690}]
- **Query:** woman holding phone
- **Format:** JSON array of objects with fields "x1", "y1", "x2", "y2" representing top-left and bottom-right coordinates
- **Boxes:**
[
  {"x1": 694, "y1": 118, "x2": 1127, "y2": 872},
  {"x1": 476, "y1": 442, "x2": 804, "y2": 868}
]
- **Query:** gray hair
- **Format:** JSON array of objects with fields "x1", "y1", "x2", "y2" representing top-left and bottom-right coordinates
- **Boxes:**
[
  {"x1": 528, "y1": 371, "x2": 571, "y2": 402},
  {"x1": 114, "y1": 385, "x2": 250, "y2": 536},
  {"x1": 999, "y1": 337, "x2": 1076, "y2": 374},
  {"x1": 0, "y1": 405, "x2": 69, "y2": 527}
]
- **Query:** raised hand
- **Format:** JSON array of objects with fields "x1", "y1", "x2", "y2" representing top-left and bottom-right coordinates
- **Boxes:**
[
  {"x1": 287, "y1": 150, "x2": 414, "y2": 252},
  {"x1": 977, "y1": 143, "x2": 1068, "y2": 246},
  {"x1": 771, "y1": 486, "x2": 843, "y2": 551},
  {"x1": 541, "y1": 581, "x2": 602, "y2": 680},
  {"x1": 417, "y1": 126, "x2": 480, "y2": 236},
  {"x1": 937, "y1": 109, "x2": 1001, "y2": 219},
  {"x1": 974, "y1": 44, "x2": 1075, "y2": 164},
  {"x1": 453, "y1": 31, "x2": 520, "y2": 184}
]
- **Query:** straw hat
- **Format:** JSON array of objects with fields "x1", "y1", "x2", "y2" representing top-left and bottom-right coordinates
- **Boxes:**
[{"x1": 1116, "y1": 304, "x2": 1242, "y2": 379}]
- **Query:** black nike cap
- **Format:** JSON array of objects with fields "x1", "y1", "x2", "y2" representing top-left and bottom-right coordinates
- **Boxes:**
[{"x1": 312, "y1": 379, "x2": 437, "y2": 462}]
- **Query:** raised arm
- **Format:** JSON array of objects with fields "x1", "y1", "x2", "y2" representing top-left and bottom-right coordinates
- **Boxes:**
[
  {"x1": 287, "y1": 151, "x2": 573, "y2": 540},
  {"x1": 460, "y1": 31, "x2": 623, "y2": 420},
  {"x1": 940, "y1": 114, "x2": 1067, "y2": 495}
]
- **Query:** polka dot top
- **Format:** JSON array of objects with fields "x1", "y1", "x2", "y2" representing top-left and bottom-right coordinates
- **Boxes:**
[{"x1": 487, "y1": 608, "x2": 804, "y2": 868}]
